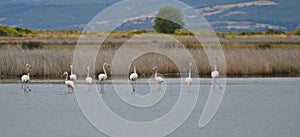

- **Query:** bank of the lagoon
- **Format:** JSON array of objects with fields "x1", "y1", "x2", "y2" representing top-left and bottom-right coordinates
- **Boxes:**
[
  {"x1": 0, "y1": 32, "x2": 300, "y2": 78},
  {"x1": 0, "y1": 47, "x2": 300, "y2": 78}
]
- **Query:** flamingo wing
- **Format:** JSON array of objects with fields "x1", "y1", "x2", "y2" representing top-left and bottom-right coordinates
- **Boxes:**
[
  {"x1": 98, "y1": 74, "x2": 107, "y2": 81},
  {"x1": 70, "y1": 74, "x2": 77, "y2": 80},
  {"x1": 86, "y1": 77, "x2": 93, "y2": 84},
  {"x1": 21, "y1": 75, "x2": 30, "y2": 82},
  {"x1": 211, "y1": 71, "x2": 219, "y2": 78},
  {"x1": 130, "y1": 73, "x2": 138, "y2": 81},
  {"x1": 65, "y1": 80, "x2": 74, "y2": 88},
  {"x1": 185, "y1": 77, "x2": 192, "y2": 84},
  {"x1": 156, "y1": 77, "x2": 164, "y2": 84}
]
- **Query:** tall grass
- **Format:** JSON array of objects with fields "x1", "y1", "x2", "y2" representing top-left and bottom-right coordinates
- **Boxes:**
[
  {"x1": 225, "y1": 49, "x2": 300, "y2": 75},
  {"x1": 0, "y1": 48, "x2": 299, "y2": 78},
  {"x1": 0, "y1": 49, "x2": 73, "y2": 78}
]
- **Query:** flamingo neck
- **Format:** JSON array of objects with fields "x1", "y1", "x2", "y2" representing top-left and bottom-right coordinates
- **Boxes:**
[
  {"x1": 133, "y1": 62, "x2": 136, "y2": 73},
  {"x1": 26, "y1": 67, "x2": 30, "y2": 77},
  {"x1": 188, "y1": 64, "x2": 191, "y2": 78},
  {"x1": 65, "y1": 74, "x2": 68, "y2": 81},
  {"x1": 214, "y1": 64, "x2": 217, "y2": 71},
  {"x1": 103, "y1": 64, "x2": 107, "y2": 76},
  {"x1": 87, "y1": 68, "x2": 90, "y2": 77},
  {"x1": 155, "y1": 70, "x2": 157, "y2": 78},
  {"x1": 71, "y1": 66, "x2": 73, "y2": 74}
]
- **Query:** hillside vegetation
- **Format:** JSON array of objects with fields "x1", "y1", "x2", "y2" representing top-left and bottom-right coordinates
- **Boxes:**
[
  {"x1": 1, "y1": 25, "x2": 300, "y2": 39},
  {"x1": 0, "y1": 25, "x2": 36, "y2": 36},
  {"x1": 0, "y1": 25, "x2": 81, "y2": 38}
]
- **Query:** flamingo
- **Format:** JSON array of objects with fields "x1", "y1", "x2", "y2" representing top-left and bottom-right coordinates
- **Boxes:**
[
  {"x1": 185, "y1": 62, "x2": 192, "y2": 85},
  {"x1": 21, "y1": 64, "x2": 31, "y2": 92},
  {"x1": 63, "y1": 72, "x2": 75, "y2": 93},
  {"x1": 153, "y1": 66, "x2": 164, "y2": 84},
  {"x1": 85, "y1": 66, "x2": 93, "y2": 91},
  {"x1": 129, "y1": 59, "x2": 138, "y2": 92},
  {"x1": 70, "y1": 65, "x2": 77, "y2": 81},
  {"x1": 98, "y1": 63, "x2": 110, "y2": 92},
  {"x1": 211, "y1": 57, "x2": 221, "y2": 89}
]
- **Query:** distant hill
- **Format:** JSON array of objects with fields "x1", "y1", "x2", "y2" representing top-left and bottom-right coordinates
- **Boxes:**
[{"x1": 0, "y1": 0, "x2": 299, "y2": 32}]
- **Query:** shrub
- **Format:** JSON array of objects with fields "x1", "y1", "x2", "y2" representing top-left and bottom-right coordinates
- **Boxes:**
[
  {"x1": 0, "y1": 26, "x2": 37, "y2": 36},
  {"x1": 174, "y1": 29, "x2": 193, "y2": 36},
  {"x1": 292, "y1": 28, "x2": 300, "y2": 35},
  {"x1": 265, "y1": 29, "x2": 285, "y2": 35},
  {"x1": 15, "y1": 27, "x2": 34, "y2": 34},
  {"x1": 0, "y1": 26, "x2": 19, "y2": 36},
  {"x1": 256, "y1": 44, "x2": 272, "y2": 49},
  {"x1": 21, "y1": 41, "x2": 43, "y2": 50},
  {"x1": 239, "y1": 32, "x2": 263, "y2": 35}
]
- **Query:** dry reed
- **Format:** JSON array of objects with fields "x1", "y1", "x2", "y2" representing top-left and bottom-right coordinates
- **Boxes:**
[{"x1": 0, "y1": 47, "x2": 299, "y2": 78}]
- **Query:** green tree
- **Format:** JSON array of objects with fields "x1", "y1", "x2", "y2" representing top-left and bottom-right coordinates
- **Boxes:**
[
  {"x1": 265, "y1": 29, "x2": 285, "y2": 35},
  {"x1": 292, "y1": 27, "x2": 300, "y2": 35},
  {"x1": 153, "y1": 7, "x2": 184, "y2": 34}
]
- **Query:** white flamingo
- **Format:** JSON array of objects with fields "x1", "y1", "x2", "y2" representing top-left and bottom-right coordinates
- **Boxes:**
[
  {"x1": 185, "y1": 62, "x2": 192, "y2": 85},
  {"x1": 86, "y1": 66, "x2": 93, "y2": 91},
  {"x1": 70, "y1": 65, "x2": 77, "y2": 81},
  {"x1": 98, "y1": 63, "x2": 110, "y2": 92},
  {"x1": 129, "y1": 59, "x2": 138, "y2": 92},
  {"x1": 63, "y1": 72, "x2": 75, "y2": 93},
  {"x1": 21, "y1": 64, "x2": 31, "y2": 92},
  {"x1": 153, "y1": 66, "x2": 164, "y2": 84},
  {"x1": 211, "y1": 57, "x2": 221, "y2": 89}
]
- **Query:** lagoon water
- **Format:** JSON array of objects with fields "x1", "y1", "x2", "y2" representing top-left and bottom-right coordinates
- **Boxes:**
[{"x1": 0, "y1": 78, "x2": 299, "y2": 137}]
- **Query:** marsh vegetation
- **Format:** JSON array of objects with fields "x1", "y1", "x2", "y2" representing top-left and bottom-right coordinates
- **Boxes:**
[
  {"x1": 0, "y1": 46, "x2": 299, "y2": 78},
  {"x1": 1, "y1": 27, "x2": 300, "y2": 78}
]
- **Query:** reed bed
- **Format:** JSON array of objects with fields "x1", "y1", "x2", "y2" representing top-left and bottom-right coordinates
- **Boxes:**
[
  {"x1": 225, "y1": 49, "x2": 300, "y2": 75},
  {"x1": 0, "y1": 48, "x2": 299, "y2": 79},
  {"x1": 0, "y1": 49, "x2": 73, "y2": 78}
]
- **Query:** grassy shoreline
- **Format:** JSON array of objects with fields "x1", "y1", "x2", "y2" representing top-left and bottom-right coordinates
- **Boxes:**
[{"x1": 1, "y1": 30, "x2": 300, "y2": 78}]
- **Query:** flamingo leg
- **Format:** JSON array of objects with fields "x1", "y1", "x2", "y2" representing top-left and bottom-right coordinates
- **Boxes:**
[
  {"x1": 24, "y1": 83, "x2": 28, "y2": 93},
  {"x1": 27, "y1": 86, "x2": 31, "y2": 91},
  {"x1": 131, "y1": 80, "x2": 136, "y2": 92},
  {"x1": 24, "y1": 82, "x2": 27, "y2": 92},
  {"x1": 21, "y1": 82, "x2": 23, "y2": 89},
  {"x1": 159, "y1": 82, "x2": 163, "y2": 90},
  {"x1": 23, "y1": 83, "x2": 26, "y2": 92},
  {"x1": 188, "y1": 83, "x2": 192, "y2": 91},
  {"x1": 67, "y1": 87, "x2": 70, "y2": 93},
  {"x1": 88, "y1": 84, "x2": 91, "y2": 91},
  {"x1": 99, "y1": 82, "x2": 104, "y2": 93},
  {"x1": 213, "y1": 78, "x2": 222, "y2": 89},
  {"x1": 26, "y1": 83, "x2": 31, "y2": 92}
]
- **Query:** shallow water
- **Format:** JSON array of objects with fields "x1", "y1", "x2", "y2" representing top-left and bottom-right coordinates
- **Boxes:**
[{"x1": 0, "y1": 78, "x2": 299, "y2": 137}]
